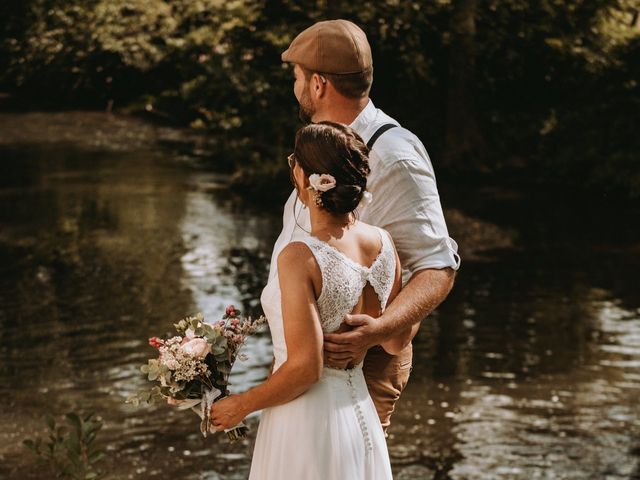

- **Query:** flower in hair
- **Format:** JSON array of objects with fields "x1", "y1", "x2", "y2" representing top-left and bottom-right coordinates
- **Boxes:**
[
  {"x1": 308, "y1": 174, "x2": 337, "y2": 192},
  {"x1": 358, "y1": 190, "x2": 373, "y2": 208}
]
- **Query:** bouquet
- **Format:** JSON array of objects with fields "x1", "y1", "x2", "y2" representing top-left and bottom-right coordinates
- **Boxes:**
[{"x1": 127, "y1": 306, "x2": 266, "y2": 441}]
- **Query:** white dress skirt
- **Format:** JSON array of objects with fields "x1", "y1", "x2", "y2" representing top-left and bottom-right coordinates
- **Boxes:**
[{"x1": 248, "y1": 231, "x2": 395, "y2": 480}]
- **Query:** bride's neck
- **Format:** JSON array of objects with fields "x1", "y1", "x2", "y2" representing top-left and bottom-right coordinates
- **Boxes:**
[{"x1": 308, "y1": 204, "x2": 353, "y2": 234}]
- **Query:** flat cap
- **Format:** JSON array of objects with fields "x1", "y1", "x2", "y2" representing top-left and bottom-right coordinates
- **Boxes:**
[{"x1": 281, "y1": 19, "x2": 372, "y2": 74}]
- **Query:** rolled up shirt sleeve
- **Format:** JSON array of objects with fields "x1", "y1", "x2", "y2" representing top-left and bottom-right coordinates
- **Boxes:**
[{"x1": 363, "y1": 156, "x2": 460, "y2": 282}]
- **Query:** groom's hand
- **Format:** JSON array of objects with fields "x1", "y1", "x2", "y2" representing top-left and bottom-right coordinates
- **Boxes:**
[{"x1": 323, "y1": 314, "x2": 383, "y2": 369}]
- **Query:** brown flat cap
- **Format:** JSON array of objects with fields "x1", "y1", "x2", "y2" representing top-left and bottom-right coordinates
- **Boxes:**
[{"x1": 282, "y1": 19, "x2": 372, "y2": 74}]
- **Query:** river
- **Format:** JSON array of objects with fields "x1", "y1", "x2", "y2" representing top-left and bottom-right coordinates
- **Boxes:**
[{"x1": 0, "y1": 112, "x2": 639, "y2": 479}]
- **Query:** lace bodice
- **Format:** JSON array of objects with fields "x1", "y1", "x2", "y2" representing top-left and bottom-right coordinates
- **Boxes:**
[
  {"x1": 293, "y1": 227, "x2": 396, "y2": 333},
  {"x1": 260, "y1": 226, "x2": 397, "y2": 371}
]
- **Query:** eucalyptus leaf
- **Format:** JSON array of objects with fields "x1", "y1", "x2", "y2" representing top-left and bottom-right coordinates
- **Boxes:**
[{"x1": 217, "y1": 363, "x2": 231, "y2": 374}]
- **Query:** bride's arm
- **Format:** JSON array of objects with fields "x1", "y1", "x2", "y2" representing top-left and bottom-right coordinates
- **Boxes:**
[{"x1": 210, "y1": 242, "x2": 323, "y2": 430}]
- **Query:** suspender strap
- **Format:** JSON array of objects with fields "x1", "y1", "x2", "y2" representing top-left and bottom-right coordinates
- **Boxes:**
[{"x1": 366, "y1": 123, "x2": 397, "y2": 150}]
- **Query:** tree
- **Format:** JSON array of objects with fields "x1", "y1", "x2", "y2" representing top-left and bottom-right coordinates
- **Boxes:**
[{"x1": 445, "y1": 0, "x2": 487, "y2": 171}]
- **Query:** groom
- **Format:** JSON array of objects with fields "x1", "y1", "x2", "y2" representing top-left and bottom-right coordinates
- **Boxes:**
[{"x1": 271, "y1": 19, "x2": 460, "y2": 434}]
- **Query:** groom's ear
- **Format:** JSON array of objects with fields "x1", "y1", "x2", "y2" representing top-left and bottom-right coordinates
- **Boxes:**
[{"x1": 311, "y1": 73, "x2": 327, "y2": 98}]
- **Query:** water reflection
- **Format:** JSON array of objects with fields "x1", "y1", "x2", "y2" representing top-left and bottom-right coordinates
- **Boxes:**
[
  {"x1": 178, "y1": 183, "x2": 274, "y2": 391},
  {"x1": 0, "y1": 113, "x2": 639, "y2": 479}
]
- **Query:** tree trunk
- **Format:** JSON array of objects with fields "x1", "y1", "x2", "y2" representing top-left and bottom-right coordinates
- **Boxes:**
[{"x1": 445, "y1": 0, "x2": 486, "y2": 171}]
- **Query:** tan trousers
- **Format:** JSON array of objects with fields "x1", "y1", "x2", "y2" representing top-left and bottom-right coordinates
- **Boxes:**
[{"x1": 362, "y1": 343, "x2": 413, "y2": 436}]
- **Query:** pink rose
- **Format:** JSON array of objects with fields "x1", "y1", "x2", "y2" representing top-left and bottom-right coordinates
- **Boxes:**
[
  {"x1": 148, "y1": 337, "x2": 164, "y2": 349},
  {"x1": 180, "y1": 338, "x2": 211, "y2": 359},
  {"x1": 225, "y1": 305, "x2": 237, "y2": 317}
]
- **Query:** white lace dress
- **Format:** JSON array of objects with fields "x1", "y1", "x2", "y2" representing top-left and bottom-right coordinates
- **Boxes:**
[{"x1": 248, "y1": 228, "x2": 395, "y2": 480}]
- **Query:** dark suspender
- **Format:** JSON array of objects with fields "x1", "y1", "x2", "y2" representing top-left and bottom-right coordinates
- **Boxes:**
[{"x1": 366, "y1": 123, "x2": 397, "y2": 150}]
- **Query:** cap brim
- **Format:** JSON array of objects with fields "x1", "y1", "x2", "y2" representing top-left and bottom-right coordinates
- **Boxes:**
[{"x1": 281, "y1": 48, "x2": 293, "y2": 63}]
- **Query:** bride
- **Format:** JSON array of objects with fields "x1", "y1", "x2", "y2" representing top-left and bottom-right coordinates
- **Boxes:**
[{"x1": 210, "y1": 121, "x2": 417, "y2": 479}]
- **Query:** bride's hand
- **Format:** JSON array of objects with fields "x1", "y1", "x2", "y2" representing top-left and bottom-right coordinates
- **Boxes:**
[
  {"x1": 166, "y1": 397, "x2": 185, "y2": 406},
  {"x1": 323, "y1": 349, "x2": 367, "y2": 370},
  {"x1": 210, "y1": 394, "x2": 248, "y2": 431}
]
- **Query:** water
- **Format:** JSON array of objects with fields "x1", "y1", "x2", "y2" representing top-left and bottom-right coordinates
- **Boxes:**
[{"x1": 1, "y1": 112, "x2": 639, "y2": 479}]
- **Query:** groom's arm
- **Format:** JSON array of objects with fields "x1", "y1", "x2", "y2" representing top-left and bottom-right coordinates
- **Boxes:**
[
  {"x1": 324, "y1": 153, "x2": 459, "y2": 366},
  {"x1": 323, "y1": 267, "x2": 455, "y2": 365},
  {"x1": 378, "y1": 267, "x2": 455, "y2": 340}
]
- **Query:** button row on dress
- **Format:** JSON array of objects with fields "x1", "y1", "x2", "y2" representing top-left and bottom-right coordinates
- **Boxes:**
[{"x1": 347, "y1": 371, "x2": 373, "y2": 455}]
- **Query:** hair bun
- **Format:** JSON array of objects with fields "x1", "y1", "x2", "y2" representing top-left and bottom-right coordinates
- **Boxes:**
[
  {"x1": 321, "y1": 184, "x2": 364, "y2": 215},
  {"x1": 293, "y1": 121, "x2": 371, "y2": 215}
]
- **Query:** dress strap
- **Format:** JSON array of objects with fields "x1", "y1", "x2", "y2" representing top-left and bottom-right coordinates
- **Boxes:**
[{"x1": 368, "y1": 227, "x2": 396, "y2": 311}]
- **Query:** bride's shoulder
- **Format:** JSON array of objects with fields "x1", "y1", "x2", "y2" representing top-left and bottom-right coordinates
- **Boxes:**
[
  {"x1": 352, "y1": 222, "x2": 396, "y2": 257},
  {"x1": 276, "y1": 239, "x2": 316, "y2": 270},
  {"x1": 353, "y1": 221, "x2": 389, "y2": 243},
  {"x1": 276, "y1": 239, "x2": 323, "y2": 296}
]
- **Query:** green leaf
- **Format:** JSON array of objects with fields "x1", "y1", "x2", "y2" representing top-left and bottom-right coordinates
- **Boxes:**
[
  {"x1": 43, "y1": 414, "x2": 55, "y2": 431},
  {"x1": 23, "y1": 439, "x2": 37, "y2": 451},
  {"x1": 217, "y1": 363, "x2": 231, "y2": 374},
  {"x1": 214, "y1": 352, "x2": 228, "y2": 362},
  {"x1": 65, "y1": 428, "x2": 81, "y2": 456},
  {"x1": 65, "y1": 413, "x2": 82, "y2": 432},
  {"x1": 89, "y1": 451, "x2": 105, "y2": 463}
]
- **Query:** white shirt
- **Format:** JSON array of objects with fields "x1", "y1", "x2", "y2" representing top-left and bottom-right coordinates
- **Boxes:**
[{"x1": 268, "y1": 100, "x2": 460, "y2": 285}]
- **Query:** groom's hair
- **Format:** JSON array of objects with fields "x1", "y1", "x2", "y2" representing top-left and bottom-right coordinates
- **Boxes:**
[
  {"x1": 293, "y1": 122, "x2": 371, "y2": 215},
  {"x1": 301, "y1": 66, "x2": 373, "y2": 99}
]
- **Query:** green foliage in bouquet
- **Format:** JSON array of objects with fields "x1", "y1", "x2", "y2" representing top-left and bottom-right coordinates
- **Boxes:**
[
  {"x1": 126, "y1": 309, "x2": 265, "y2": 440},
  {"x1": 127, "y1": 310, "x2": 265, "y2": 406},
  {"x1": 23, "y1": 412, "x2": 106, "y2": 480}
]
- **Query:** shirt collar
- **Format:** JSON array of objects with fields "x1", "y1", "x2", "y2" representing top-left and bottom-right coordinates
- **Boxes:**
[{"x1": 349, "y1": 99, "x2": 376, "y2": 135}]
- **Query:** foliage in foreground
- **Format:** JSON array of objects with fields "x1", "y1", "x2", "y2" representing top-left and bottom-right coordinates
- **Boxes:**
[{"x1": 23, "y1": 412, "x2": 106, "y2": 480}]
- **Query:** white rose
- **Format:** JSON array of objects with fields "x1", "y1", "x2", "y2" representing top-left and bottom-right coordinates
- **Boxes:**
[
  {"x1": 180, "y1": 338, "x2": 211, "y2": 359},
  {"x1": 308, "y1": 173, "x2": 337, "y2": 192}
]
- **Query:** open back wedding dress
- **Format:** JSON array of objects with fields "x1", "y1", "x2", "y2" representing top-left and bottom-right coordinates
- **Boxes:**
[{"x1": 249, "y1": 227, "x2": 395, "y2": 480}]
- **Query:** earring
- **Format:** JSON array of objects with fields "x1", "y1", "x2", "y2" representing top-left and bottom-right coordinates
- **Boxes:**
[{"x1": 304, "y1": 186, "x2": 322, "y2": 207}]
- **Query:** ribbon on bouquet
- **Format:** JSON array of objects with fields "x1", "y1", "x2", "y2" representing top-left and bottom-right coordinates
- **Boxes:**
[{"x1": 176, "y1": 387, "x2": 248, "y2": 440}]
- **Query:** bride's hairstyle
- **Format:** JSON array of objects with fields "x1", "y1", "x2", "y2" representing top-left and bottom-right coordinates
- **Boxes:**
[{"x1": 292, "y1": 121, "x2": 371, "y2": 215}]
